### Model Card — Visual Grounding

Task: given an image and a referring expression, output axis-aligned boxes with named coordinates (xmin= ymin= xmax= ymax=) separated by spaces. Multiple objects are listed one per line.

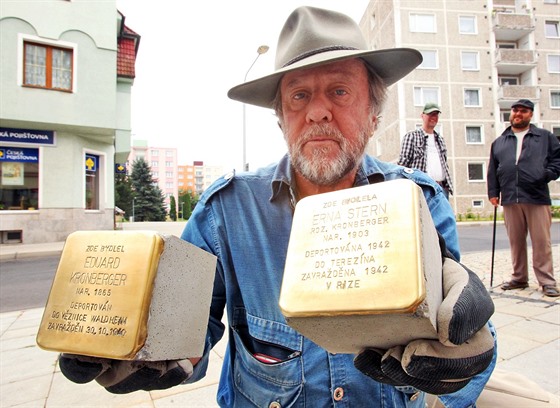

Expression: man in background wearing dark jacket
xmin=487 ymin=99 xmax=560 ymax=297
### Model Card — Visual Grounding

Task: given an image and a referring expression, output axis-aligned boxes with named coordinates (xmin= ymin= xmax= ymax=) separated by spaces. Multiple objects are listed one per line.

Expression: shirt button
xmin=269 ymin=402 xmax=281 ymax=408
xmin=404 ymin=167 xmax=414 ymax=174
xmin=410 ymin=391 xmax=420 ymax=401
xmin=333 ymin=387 xmax=344 ymax=401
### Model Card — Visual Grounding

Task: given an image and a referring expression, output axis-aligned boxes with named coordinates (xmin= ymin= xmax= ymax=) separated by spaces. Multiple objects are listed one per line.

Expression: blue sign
xmin=115 ymin=163 xmax=127 ymax=174
xmin=0 ymin=147 xmax=39 ymax=163
xmin=85 ymin=154 xmax=98 ymax=172
xmin=0 ymin=127 xmax=55 ymax=146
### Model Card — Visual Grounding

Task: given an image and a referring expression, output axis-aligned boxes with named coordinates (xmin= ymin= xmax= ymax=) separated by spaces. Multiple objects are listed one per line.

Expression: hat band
xmin=282 ymin=45 xmax=359 ymax=68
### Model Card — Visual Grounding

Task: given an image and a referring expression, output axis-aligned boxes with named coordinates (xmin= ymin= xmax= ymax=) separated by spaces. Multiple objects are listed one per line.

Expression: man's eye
xmin=293 ymin=92 xmax=307 ymax=101
xmin=334 ymin=89 xmax=348 ymax=96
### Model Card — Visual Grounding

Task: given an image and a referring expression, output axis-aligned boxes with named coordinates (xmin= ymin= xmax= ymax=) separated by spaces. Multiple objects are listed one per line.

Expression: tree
xmin=115 ymin=173 xmax=134 ymax=221
xmin=178 ymin=189 xmax=199 ymax=220
xmin=130 ymin=158 xmax=167 ymax=221
xmin=169 ymin=195 xmax=177 ymax=221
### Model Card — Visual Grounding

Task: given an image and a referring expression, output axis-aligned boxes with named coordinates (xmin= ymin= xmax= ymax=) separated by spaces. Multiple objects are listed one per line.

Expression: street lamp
xmin=242 ymin=45 xmax=269 ymax=172
xmin=132 ymin=197 xmax=135 ymax=222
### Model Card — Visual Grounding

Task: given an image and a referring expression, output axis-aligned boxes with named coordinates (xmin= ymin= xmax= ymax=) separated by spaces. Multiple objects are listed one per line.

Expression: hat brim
xmin=228 ymin=48 xmax=422 ymax=109
xmin=423 ymin=108 xmax=441 ymax=114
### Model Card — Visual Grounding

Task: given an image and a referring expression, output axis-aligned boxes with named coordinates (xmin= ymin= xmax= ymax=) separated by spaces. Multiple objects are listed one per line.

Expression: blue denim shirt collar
xmin=270 ymin=154 xmax=387 ymax=204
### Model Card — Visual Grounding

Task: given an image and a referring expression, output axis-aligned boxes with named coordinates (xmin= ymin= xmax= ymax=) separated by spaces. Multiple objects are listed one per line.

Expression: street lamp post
xmin=132 ymin=197 xmax=135 ymax=222
xmin=242 ymin=45 xmax=269 ymax=172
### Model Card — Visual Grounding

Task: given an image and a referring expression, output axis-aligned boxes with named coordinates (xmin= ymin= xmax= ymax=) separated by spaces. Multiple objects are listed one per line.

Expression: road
xmin=1 ymin=222 xmax=558 ymax=313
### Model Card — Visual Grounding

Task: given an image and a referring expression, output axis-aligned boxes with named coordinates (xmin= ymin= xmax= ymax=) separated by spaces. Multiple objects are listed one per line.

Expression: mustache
xmin=299 ymin=124 xmax=345 ymax=144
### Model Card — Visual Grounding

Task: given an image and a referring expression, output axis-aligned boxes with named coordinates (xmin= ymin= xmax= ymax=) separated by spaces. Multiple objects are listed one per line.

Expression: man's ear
xmin=370 ymin=115 xmax=380 ymax=134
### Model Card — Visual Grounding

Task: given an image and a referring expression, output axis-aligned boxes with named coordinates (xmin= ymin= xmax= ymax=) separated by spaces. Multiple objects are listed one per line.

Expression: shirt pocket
xmin=232 ymin=312 xmax=304 ymax=407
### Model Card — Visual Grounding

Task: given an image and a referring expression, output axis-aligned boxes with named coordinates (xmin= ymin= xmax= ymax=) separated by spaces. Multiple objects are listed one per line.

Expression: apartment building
xmin=359 ymin=0 xmax=560 ymax=216
xmin=178 ymin=164 xmax=195 ymax=193
xmin=0 ymin=0 xmax=139 ymax=243
xmin=128 ymin=141 xmax=178 ymax=210
xmin=128 ymin=143 xmax=225 ymax=211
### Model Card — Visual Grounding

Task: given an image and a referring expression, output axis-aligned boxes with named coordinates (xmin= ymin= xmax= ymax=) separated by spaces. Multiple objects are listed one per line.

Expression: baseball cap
xmin=511 ymin=99 xmax=534 ymax=111
xmin=423 ymin=103 xmax=441 ymax=114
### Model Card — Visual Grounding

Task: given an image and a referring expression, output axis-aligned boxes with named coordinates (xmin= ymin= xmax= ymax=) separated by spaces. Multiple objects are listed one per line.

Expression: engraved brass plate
xmin=36 ymin=231 xmax=163 ymax=360
xmin=279 ymin=179 xmax=426 ymax=317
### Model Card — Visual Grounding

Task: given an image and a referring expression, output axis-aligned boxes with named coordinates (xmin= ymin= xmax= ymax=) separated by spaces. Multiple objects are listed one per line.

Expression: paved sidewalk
xmin=1 ymin=233 xmax=559 ymax=407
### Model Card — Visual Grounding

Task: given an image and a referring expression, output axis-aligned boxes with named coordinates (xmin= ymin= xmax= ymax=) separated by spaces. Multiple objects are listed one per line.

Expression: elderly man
xmin=59 ymin=6 xmax=496 ymax=407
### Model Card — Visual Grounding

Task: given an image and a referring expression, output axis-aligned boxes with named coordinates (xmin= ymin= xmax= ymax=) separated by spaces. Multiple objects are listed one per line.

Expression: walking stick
xmin=490 ymin=205 xmax=497 ymax=288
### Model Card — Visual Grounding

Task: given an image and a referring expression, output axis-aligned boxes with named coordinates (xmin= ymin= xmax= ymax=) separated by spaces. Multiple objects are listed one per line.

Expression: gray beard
xmin=287 ymin=124 xmax=369 ymax=186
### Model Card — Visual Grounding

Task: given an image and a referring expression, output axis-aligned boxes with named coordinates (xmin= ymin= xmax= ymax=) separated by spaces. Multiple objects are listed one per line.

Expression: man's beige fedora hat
xmin=228 ymin=6 xmax=422 ymax=109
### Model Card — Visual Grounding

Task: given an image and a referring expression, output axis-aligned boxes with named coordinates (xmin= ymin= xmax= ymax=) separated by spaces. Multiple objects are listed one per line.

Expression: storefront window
xmin=0 ymin=147 xmax=39 ymax=210
xmin=85 ymin=153 xmax=99 ymax=209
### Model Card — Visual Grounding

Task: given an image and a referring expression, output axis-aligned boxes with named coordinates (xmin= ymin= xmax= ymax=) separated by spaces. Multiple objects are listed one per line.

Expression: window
xmin=548 ymin=55 xmax=560 ymax=73
xmin=545 ymin=21 xmax=560 ymax=38
xmin=85 ymin=154 xmax=99 ymax=210
xmin=468 ymin=163 xmax=484 ymax=181
xmin=165 ymin=161 xmax=173 ymax=167
xmin=544 ymin=0 xmax=558 ymax=4
xmin=151 ymin=161 xmax=158 ymax=167
xmin=413 ymin=86 xmax=439 ymax=106
xmin=419 ymin=50 xmax=438 ymax=69
xmin=497 ymin=43 xmax=516 ymax=49
xmin=499 ymin=76 xmax=518 ymax=85
xmin=0 ymin=147 xmax=39 ymax=210
xmin=459 ymin=16 xmax=477 ymax=34
xmin=472 ymin=200 xmax=484 ymax=208
xmin=166 ymin=150 xmax=173 ymax=157
xmin=552 ymin=126 xmax=560 ymax=138
xmin=501 ymin=110 xmax=511 ymax=122
xmin=166 ymin=171 xmax=173 ymax=177
xmin=466 ymin=126 xmax=483 ymax=143
xmin=151 ymin=150 xmax=159 ymax=156
xmin=551 ymin=91 xmax=560 ymax=108
xmin=24 ymin=41 xmax=73 ymax=91
xmin=409 ymin=13 xmax=436 ymax=33
xmin=461 ymin=51 xmax=479 ymax=70
xmin=464 ymin=88 xmax=481 ymax=106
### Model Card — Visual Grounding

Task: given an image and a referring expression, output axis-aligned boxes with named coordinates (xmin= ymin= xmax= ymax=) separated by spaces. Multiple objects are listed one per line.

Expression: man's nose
xmin=305 ymin=95 xmax=333 ymax=124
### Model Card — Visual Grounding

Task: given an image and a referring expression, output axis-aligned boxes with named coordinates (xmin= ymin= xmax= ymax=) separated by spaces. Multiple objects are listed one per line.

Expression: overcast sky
xmin=116 ymin=1 xmax=369 ymax=172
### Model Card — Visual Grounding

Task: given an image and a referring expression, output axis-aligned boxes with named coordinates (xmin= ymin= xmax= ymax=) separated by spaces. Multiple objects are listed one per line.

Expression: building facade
xmin=178 ymin=164 xmax=196 ymax=194
xmin=128 ymin=141 xmax=179 ymax=210
xmin=0 ymin=0 xmax=139 ymax=244
xmin=359 ymin=0 xmax=560 ymax=216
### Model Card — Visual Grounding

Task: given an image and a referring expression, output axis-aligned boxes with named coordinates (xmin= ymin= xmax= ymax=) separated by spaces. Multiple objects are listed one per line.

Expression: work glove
xmin=354 ymin=235 xmax=495 ymax=395
xmin=58 ymin=353 xmax=193 ymax=394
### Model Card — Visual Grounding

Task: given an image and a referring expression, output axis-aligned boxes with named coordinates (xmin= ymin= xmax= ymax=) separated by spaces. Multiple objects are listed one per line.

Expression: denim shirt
xmin=181 ymin=154 xmax=496 ymax=408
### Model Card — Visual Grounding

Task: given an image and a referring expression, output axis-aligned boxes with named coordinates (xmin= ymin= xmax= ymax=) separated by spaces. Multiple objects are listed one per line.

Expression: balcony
xmin=495 ymin=48 xmax=536 ymax=75
xmin=492 ymin=12 xmax=535 ymax=41
xmin=497 ymin=85 xmax=538 ymax=109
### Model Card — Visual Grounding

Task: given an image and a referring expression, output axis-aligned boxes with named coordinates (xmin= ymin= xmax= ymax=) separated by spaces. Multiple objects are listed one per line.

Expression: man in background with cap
xmin=58 ymin=6 xmax=497 ymax=407
xmin=398 ymin=103 xmax=454 ymax=199
xmin=488 ymin=99 xmax=560 ymax=297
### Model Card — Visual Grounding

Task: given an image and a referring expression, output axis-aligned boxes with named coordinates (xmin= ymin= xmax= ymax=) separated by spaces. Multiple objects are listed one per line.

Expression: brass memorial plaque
xmin=279 ymin=179 xmax=442 ymax=353
xmin=37 ymin=231 xmax=163 ymax=360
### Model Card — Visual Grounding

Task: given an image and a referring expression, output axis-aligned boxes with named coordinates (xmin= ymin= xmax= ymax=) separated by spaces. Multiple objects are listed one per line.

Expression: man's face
xmin=422 ymin=111 xmax=440 ymax=130
xmin=509 ymin=106 xmax=532 ymax=130
xmin=278 ymin=59 xmax=375 ymax=186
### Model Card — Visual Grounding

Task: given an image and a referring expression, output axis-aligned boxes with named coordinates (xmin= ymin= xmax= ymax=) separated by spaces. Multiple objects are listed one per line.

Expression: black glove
xmin=354 ymin=236 xmax=495 ymax=395
xmin=59 ymin=354 xmax=193 ymax=394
